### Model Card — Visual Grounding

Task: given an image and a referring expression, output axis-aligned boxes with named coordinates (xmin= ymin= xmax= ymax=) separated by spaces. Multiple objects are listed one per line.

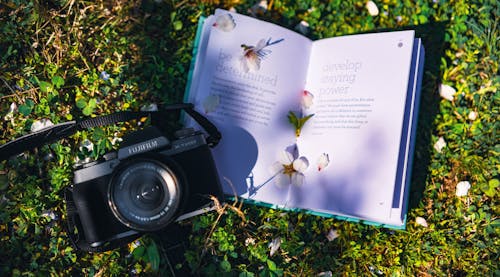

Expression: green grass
xmin=0 ymin=0 xmax=498 ymax=276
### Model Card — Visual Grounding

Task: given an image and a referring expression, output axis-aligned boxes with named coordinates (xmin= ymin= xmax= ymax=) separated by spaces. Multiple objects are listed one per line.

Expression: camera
xmin=67 ymin=125 xmax=223 ymax=250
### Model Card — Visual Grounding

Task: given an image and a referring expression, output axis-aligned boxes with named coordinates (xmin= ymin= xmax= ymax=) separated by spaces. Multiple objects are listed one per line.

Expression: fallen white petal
xmin=202 ymin=94 xmax=220 ymax=114
xmin=8 ymin=102 xmax=17 ymax=114
xmin=293 ymin=157 xmax=309 ymax=173
xmin=468 ymin=111 xmax=477 ymax=121
xmin=415 ymin=216 xmax=428 ymax=227
xmin=301 ymin=90 xmax=314 ymax=109
xmin=291 ymin=172 xmax=305 ymax=186
xmin=295 ymin=20 xmax=310 ymax=35
xmin=439 ymin=84 xmax=456 ymax=101
xmin=317 ymin=153 xmax=330 ymax=171
xmin=326 ymin=229 xmax=339 ymax=241
xmin=434 ymin=137 xmax=446 ymax=153
xmin=80 ymin=139 xmax=94 ymax=152
xmin=366 ymin=1 xmax=379 ymax=16
xmin=268 ymin=237 xmax=281 ymax=256
xmin=31 ymin=119 xmax=54 ymax=133
xmin=317 ymin=272 xmax=333 ymax=277
xmin=213 ymin=13 xmax=236 ymax=32
xmin=456 ymin=181 xmax=471 ymax=197
xmin=278 ymin=150 xmax=294 ymax=165
xmin=140 ymin=103 xmax=158 ymax=112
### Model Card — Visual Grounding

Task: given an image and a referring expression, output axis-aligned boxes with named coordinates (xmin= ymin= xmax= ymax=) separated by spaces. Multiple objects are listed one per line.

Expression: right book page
xmin=296 ymin=31 xmax=416 ymax=224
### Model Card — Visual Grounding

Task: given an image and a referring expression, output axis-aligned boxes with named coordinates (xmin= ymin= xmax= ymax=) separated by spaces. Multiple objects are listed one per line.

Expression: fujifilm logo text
xmin=128 ymin=140 xmax=159 ymax=155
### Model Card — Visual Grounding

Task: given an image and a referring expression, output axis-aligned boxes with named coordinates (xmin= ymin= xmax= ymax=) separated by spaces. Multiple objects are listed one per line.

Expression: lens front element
xmin=108 ymin=160 xmax=181 ymax=231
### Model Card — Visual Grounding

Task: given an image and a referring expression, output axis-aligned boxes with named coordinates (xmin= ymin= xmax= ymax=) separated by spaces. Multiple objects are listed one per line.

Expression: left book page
xmin=186 ymin=9 xmax=312 ymax=205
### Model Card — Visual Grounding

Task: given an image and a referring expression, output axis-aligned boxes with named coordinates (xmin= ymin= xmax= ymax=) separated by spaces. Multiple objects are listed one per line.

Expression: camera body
xmin=70 ymin=126 xmax=223 ymax=248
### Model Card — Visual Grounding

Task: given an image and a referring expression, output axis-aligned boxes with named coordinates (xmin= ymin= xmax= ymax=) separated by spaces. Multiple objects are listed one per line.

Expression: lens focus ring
xmin=108 ymin=159 xmax=181 ymax=231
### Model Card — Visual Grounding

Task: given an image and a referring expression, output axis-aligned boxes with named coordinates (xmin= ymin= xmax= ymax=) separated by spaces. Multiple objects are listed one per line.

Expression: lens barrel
xmin=108 ymin=159 xmax=182 ymax=231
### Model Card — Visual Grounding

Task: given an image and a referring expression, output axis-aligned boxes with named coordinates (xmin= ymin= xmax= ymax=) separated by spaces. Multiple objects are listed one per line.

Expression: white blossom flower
xmin=140 ymin=103 xmax=158 ymax=111
xmin=270 ymin=146 xmax=309 ymax=187
xmin=100 ymin=71 xmax=110 ymax=81
xmin=301 ymin=90 xmax=314 ymax=109
xmin=439 ymin=84 xmax=456 ymax=101
xmin=268 ymin=237 xmax=281 ymax=256
xmin=240 ymin=38 xmax=284 ymax=73
xmin=415 ymin=216 xmax=428 ymax=227
xmin=212 ymin=13 xmax=236 ymax=32
xmin=468 ymin=111 xmax=477 ymax=121
xmin=456 ymin=181 xmax=471 ymax=197
xmin=434 ymin=137 xmax=446 ymax=153
xmin=295 ymin=20 xmax=310 ymax=35
xmin=202 ymin=94 xmax=220 ymax=114
xmin=366 ymin=1 xmax=379 ymax=16
xmin=317 ymin=153 xmax=330 ymax=171
xmin=318 ymin=271 xmax=333 ymax=277
xmin=326 ymin=229 xmax=339 ymax=241
xmin=30 ymin=118 xmax=53 ymax=133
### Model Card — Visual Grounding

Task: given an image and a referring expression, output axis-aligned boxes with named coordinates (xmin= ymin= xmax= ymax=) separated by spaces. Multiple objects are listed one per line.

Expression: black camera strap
xmin=0 ymin=103 xmax=221 ymax=161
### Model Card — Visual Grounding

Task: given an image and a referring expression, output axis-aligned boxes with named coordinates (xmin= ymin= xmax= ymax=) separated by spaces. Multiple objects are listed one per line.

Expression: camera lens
xmin=108 ymin=159 xmax=182 ymax=231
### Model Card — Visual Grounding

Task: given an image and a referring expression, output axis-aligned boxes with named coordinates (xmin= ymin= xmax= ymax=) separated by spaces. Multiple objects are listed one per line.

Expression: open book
xmin=185 ymin=9 xmax=425 ymax=229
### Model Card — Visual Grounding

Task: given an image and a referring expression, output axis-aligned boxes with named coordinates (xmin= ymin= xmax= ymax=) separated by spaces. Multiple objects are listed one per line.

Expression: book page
xmin=187 ymin=10 xmax=312 ymax=205
xmin=296 ymin=31 xmax=415 ymax=224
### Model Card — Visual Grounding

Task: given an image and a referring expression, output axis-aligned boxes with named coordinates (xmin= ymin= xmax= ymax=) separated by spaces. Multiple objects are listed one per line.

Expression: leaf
xmin=173 ymin=20 xmax=183 ymax=31
xmin=220 ymin=260 xmax=231 ymax=272
xmin=76 ymin=98 xmax=87 ymax=109
xmin=132 ymin=245 xmax=146 ymax=260
xmin=146 ymin=242 xmax=160 ymax=272
xmin=18 ymin=99 xmax=34 ymax=116
xmin=39 ymin=81 xmax=52 ymax=93
xmin=267 ymin=259 xmax=277 ymax=271
xmin=82 ymin=105 xmax=93 ymax=116
xmin=51 ymin=75 xmax=65 ymax=88
xmin=287 ymin=111 xmax=314 ymax=137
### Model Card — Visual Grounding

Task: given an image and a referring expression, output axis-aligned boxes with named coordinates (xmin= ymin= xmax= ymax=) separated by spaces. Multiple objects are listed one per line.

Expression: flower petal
xmin=434 ymin=137 xmax=446 ymax=153
xmin=140 ymin=103 xmax=158 ymax=112
xmin=468 ymin=111 xmax=478 ymax=121
xmin=240 ymin=52 xmax=260 ymax=72
xmin=202 ymin=94 xmax=220 ymax=114
xmin=415 ymin=216 xmax=428 ymax=227
xmin=326 ymin=229 xmax=339 ymax=241
xmin=439 ymin=84 xmax=456 ymax=101
xmin=269 ymin=161 xmax=284 ymax=175
xmin=295 ymin=20 xmax=310 ymax=35
xmin=366 ymin=1 xmax=379 ymax=16
xmin=30 ymin=119 xmax=54 ymax=133
xmin=293 ymin=157 xmax=309 ymax=173
xmin=291 ymin=172 xmax=305 ymax=186
xmin=317 ymin=153 xmax=330 ymax=171
xmin=301 ymin=90 xmax=314 ymax=109
xmin=268 ymin=237 xmax=281 ymax=256
xmin=275 ymin=173 xmax=290 ymax=187
xmin=278 ymin=150 xmax=294 ymax=165
xmin=456 ymin=181 xmax=471 ymax=197
xmin=213 ymin=13 xmax=236 ymax=32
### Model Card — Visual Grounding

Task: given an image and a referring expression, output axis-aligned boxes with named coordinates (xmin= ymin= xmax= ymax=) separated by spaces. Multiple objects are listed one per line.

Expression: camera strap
xmin=0 ymin=103 xmax=221 ymax=161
